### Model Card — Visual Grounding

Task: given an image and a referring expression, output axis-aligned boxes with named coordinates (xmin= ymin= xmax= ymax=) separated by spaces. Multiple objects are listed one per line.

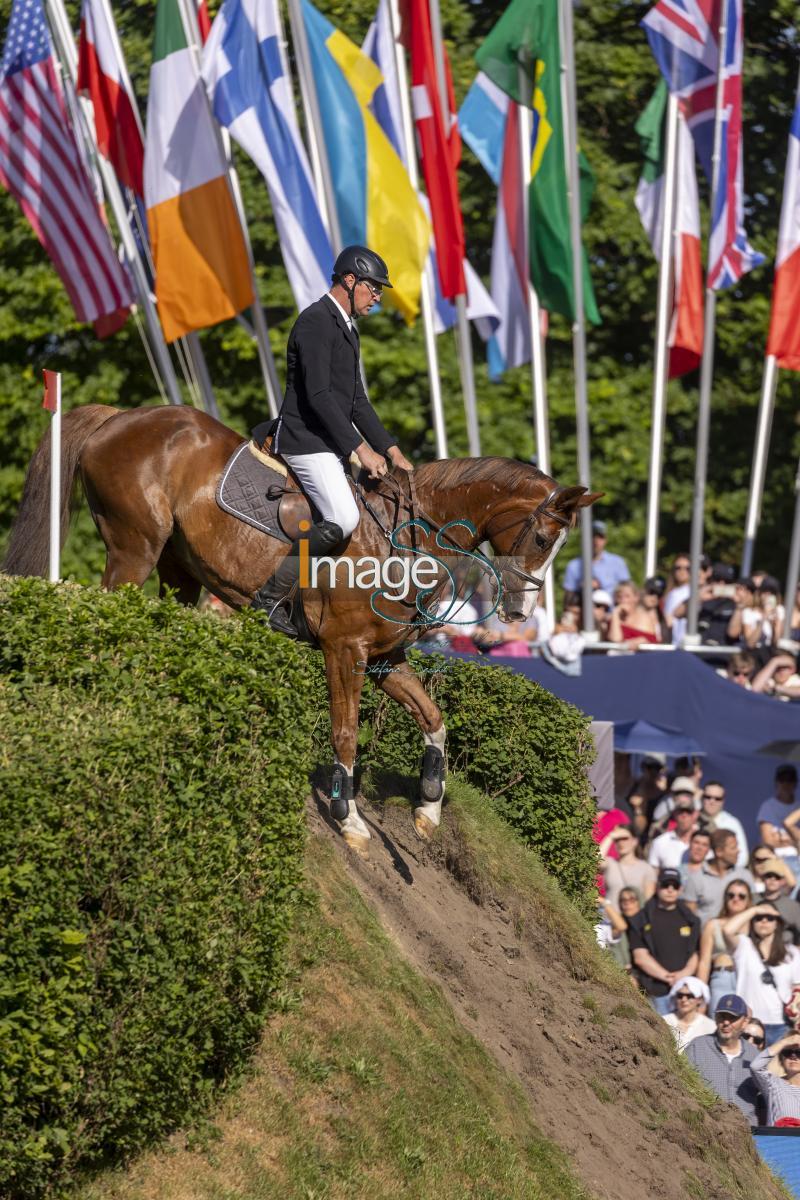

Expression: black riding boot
xmin=252 ymin=520 xmax=345 ymax=638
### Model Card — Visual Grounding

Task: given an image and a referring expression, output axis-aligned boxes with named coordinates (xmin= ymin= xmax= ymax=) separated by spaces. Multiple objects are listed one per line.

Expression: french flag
xmin=77 ymin=0 xmax=144 ymax=196
xmin=767 ymin=95 xmax=800 ymax=372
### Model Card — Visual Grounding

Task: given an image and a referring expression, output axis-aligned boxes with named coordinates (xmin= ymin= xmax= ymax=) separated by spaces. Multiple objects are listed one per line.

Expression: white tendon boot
xmin=414 ymin=726 xmax=446 ymax=841
xmin=331 ymin=761 xmax=371 ymax=857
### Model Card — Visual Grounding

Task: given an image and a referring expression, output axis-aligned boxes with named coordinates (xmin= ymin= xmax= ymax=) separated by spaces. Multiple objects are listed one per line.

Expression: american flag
xmin=0 ymin=0 xmax=133 ymax=328
xmin=642 ymin=0 xmax=764 ymax=290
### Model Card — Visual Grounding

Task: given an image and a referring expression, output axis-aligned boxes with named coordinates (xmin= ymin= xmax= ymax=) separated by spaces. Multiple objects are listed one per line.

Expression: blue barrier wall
xmin=443 ymin=650 xmax=800 ymax=843
xmin=753 ymin=1130 xmax=800 ymax=1196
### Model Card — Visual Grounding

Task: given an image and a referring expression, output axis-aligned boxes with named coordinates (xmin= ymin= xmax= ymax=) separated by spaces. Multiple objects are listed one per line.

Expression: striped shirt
xmin=684 ymin=1034 xmax=759 ymax=1125
xmin=751 ymin=1050 xmax=800 ymax=1125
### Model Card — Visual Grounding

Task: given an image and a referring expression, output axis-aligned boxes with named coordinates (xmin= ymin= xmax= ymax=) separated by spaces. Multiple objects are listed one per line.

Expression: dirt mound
xmin=308 ymin=786 xmax=783 ymax=1200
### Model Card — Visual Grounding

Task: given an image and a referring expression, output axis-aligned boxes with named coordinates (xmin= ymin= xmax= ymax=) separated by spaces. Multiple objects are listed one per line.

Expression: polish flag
xmin=408 ymin=0 xmax=466 ymax=300
xmin=767 ymin=96 xmax=800 ymax=371
xmin=77 ymin=0 xmax=144 ymax=196
xmin=667 ymin=111 xmax=703 ymax=378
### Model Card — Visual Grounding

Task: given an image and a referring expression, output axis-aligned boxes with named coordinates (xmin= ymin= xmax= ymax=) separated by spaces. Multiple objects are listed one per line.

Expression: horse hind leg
xmin=91 ymin=497 xmax=172 ymax=591
xmin=373 ymin=653 xmax=446 ymax=841
xmin=157 ymin=546 xmax=202 ymax=606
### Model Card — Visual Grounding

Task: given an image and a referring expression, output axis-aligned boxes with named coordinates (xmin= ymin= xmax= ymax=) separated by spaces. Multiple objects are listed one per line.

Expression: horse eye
xmin=535 ymin=533 xmax=549 ymax=551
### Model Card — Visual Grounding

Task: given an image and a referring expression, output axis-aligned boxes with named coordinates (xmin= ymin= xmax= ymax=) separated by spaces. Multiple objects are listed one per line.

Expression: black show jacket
xmin=272 ymin=295 xmax=395 ymax=457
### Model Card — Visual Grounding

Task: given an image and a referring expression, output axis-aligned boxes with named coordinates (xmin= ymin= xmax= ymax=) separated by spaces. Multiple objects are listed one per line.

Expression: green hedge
xmin=355 ymin=653 xmax=598 ymax=912
xmin=0 ymin=578 xmax=315 ymax=1198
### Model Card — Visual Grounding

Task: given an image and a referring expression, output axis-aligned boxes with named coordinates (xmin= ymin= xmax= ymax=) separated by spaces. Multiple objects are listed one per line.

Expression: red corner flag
xmin=42 ymin=369 xmax=60 ymax=413
xmin=408 ymin=0 xmax=466 ymax=301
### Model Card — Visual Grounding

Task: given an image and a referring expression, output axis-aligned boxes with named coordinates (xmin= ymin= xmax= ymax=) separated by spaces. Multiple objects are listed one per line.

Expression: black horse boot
xmin=252 ymin=520 xmax=345 ymax=638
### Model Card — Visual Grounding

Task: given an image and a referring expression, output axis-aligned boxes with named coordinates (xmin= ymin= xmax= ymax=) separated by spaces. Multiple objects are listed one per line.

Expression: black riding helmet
xmin=332 ymin=245 xmax=392 ymax=317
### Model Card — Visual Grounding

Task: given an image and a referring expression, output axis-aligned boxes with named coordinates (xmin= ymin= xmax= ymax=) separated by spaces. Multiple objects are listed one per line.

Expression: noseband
xmin=486 ymin=487 xmax=572 ymax=590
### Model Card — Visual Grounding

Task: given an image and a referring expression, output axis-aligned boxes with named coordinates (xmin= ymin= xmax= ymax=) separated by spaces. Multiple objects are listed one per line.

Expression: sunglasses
xmin=754 ymin=915 xmax=778 ymax=923
xmin=763 ymin=873 xmax=784 ymax=881
xmin=675 ymin=992 xmax=695 ymax=1000
xmin=780 ymin=1048 xmax=800 ymax=1059
xmin=659 ymin=882 xmax=680 ymax=890
xmin=726 ymin=891 xmax=749 ymax=901
xmin=761 ymin=968 xmax=777 ymax=987
xmin=702 ymin=793 xmax=724 ymax=802
xmin=753 ymin=856 xmax=773 ymax=864
xmin=743 ymin=1032 xmax=765 ymax=1047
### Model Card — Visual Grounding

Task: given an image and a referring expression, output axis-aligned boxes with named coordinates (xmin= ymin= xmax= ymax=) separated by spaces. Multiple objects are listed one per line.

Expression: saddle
xmin=215 ymin=437 xmax=311 ymax=543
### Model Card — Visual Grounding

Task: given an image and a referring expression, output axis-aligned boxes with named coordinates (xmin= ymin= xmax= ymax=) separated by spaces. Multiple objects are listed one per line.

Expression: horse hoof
xmin=414 ymin=811 xmax=437 ymax=841
xmin=342 ymin=829 xmax=370 ymax=858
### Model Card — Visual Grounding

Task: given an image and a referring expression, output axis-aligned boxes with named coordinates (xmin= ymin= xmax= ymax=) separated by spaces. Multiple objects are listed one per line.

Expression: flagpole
xmin=49 ymin=372 xmax=62 ymax=583
xmin=780 ymin=456 xmax=800 ymax=648
xmin=741 ymin=355 xmax=778 ymax=577
xmin=558 ymin=0 xmax=595 ymax=637
xmin=685 ymin=3 xmax=729 ymax=645
xmin=427 ymin=0 xmax=481 ymax=456
xmin=176 ymin=0 xmax=282 ymax=418
xmin=387 ymin=0 xmax=448 ymax=459
xmin=517 ymin=80 xmax=553 ymax=622
xmin=286 ymin=0 xmax=342 ymax=252
xmin=645 ymin=92 xmax=679 ymax=579
xmin=44 ymin=0 xmax=184 ymax=407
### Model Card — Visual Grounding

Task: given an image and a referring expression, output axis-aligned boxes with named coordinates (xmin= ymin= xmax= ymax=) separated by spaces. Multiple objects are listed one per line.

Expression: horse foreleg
xmin=372 ymin=653 xmax=446 ymax=841
xmin=323 ymin=642 xmax=370 ymax=856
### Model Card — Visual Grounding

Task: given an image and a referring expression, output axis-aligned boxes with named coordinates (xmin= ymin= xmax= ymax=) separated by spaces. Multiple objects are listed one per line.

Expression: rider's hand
xmin=356 ymin=442 xmax=387 ymax=479
xmin=387 ymin=445 xmax=414 ymax=471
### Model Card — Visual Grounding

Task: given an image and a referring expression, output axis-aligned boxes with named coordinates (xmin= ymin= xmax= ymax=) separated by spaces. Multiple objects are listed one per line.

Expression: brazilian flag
xmin=476 ymin=0 xmax=600 ymax=325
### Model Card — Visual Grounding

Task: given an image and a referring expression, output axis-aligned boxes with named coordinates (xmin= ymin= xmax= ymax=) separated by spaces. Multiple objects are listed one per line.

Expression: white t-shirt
xmin=664 ymin=584 xmax=689 ymax=645
xmin=711 ymin=811 xmax=749 ymax=865
xmin=436 ymin=598 xmax=480 ymax=635
xmin=648 ymin=830 xmax=693 ymax=871
xmin=663 ymin=1013 xmax=717 ymax=1052
xmin=733 ymin=936 xmax=800 ymax=1025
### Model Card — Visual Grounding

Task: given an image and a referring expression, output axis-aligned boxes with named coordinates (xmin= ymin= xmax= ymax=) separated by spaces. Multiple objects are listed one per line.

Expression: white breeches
xmin=282 ymin=451 xmax=360 ymax=537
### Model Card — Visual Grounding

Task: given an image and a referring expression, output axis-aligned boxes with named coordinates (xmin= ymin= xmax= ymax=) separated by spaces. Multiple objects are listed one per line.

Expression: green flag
xmin=476 ymin=0 xmax=601 ymax=325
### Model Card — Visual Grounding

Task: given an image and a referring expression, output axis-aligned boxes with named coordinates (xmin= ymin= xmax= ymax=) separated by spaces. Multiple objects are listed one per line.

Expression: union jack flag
xmin=642 ymin=0 xmax=764 ymax=290
xmin=0 ymin=0 xmax=133 ymax=329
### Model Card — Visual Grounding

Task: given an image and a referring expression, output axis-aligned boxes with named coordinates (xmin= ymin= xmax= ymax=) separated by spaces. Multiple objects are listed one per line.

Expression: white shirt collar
xmin=328 ymin=291 xmax=352 ymax=329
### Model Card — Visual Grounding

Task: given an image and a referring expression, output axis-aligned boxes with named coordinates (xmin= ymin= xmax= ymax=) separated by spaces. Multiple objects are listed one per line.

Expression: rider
xmin=252 ymin=245 xmax=414 ymax=637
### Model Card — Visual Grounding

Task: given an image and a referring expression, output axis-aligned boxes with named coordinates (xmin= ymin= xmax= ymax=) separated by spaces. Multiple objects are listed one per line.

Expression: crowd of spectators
xmin=419 ymin=522 xmax=800 ymax=691
xmin=595 ymin=756 xmax=800 ymax=1129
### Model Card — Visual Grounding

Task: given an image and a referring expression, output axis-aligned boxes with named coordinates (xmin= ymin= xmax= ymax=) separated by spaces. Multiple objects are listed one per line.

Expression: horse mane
xmin=419 ymin=456 xmax=552 ymax=496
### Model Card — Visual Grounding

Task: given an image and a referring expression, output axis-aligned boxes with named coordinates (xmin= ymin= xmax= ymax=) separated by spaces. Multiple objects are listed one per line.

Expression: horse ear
xmin=575 ymin=490 xmax=605 ymax=509
xmin=551 ymin=485 xmax=589 ymax=510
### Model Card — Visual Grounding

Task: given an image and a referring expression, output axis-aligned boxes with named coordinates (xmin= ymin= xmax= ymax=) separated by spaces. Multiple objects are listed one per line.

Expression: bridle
xmin=355 ymin=475 xmax=572 ymax=591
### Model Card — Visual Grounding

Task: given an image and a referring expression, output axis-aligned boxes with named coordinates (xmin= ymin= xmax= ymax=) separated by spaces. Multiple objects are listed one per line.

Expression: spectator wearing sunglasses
xmin=684 ymin=994 xmax=760 ymax=1125
xmin=696 ymin=880 xmax=753 ymax=1016
xmin=696 ymin=781 xmax=748 ymax=866
xmin=663 ymin=976 xmax=716 ymax=1052
xmin=743 ymin=1019 xmax=767 ymax=1050
xmin=757 ymin=858 xmax=800 ymax=945
xmin=628 ymin=868 xmax=701 ymax=1014
xmin=750 ymin=1033 xmax=800 ymax=1125
xmin=723 ymin=902 xmax=800 ymax=1044
xmin=750 ymin=844 xmax=797 ymax=895
xmin=682 ymin=830 xmax=755 ymax=924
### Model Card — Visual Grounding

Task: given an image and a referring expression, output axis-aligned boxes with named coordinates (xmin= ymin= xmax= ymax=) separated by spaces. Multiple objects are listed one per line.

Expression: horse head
xmin=486 ymin=482 xmax=603 ymax=623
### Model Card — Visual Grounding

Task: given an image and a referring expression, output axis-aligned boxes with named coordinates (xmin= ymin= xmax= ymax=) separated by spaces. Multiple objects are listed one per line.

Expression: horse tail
xmin=3 ymin=404 xmax=121 ymax=578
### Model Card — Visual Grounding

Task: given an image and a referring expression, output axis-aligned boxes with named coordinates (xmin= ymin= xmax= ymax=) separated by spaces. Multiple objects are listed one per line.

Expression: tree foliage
xmin=1 ymin=0 xmax=799 ymax=584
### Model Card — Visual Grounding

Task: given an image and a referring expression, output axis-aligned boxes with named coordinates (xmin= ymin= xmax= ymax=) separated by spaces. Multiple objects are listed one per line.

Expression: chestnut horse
xmin=4 ymin=405 xmax=600 ymax=854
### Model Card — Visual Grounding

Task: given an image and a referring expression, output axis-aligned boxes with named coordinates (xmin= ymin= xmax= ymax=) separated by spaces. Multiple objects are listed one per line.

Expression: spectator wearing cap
xmin=696 ymin=781 xmax=748 ymax=866
xmin=608 ymin=582 xmax=662 ymax=650
xmin=562 ymin=520 xmax=630 ymax=602
xmin=757 ymin=858 xmax=800 ymax=945
xmin=663 ymin=976 xmax=716 ymax=1052
xmin=757 ymin=764 xmax=800 ymax=880
xmin=684 ymin=995 xmax=760 ymax=1125
xmin=752 ymin=651 xmax=800 ymax=701
xmin=592 ymin=589 xmax=613 ymax=640
xmin=663 ymin=553 xmax=711 ymax=646
xmin=599 ymin=825 xmax=656 ymax=909
xmin=723 ymin=901 xmax=800 ymax=1044
xmin=650 ymin=776 xmax=700 ymax=829
xmin=750 ymin=1032 xmax=800 ymax=1126
xmin=647 ymin=797 xmax=697 ymax=871
xmin=681 ymin=830 xmax=755 ymax=925
xmin=627 ymin=868 xmax=701 ymax=1014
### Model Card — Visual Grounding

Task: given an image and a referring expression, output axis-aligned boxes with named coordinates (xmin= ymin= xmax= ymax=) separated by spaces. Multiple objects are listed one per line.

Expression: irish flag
xmin=767 ymin=92 xmax=800 ymax=372
xmin=144 ymin=0 xmax=252 ymax=342
xmin=635 ymin=83 xmax=702 ymax=378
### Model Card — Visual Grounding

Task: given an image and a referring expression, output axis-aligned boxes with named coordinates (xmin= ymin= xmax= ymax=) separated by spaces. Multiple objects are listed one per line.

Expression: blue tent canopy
xmin=614 ymin=719 xmax=706 ymax=758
